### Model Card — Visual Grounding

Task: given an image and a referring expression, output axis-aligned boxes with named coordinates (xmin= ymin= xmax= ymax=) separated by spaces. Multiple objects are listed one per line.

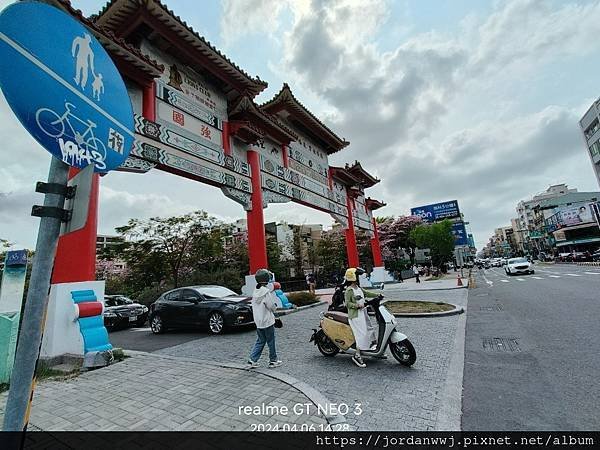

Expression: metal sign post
xmin=3 ymin=157 xmax=70 ymax=432
xmin=0 ymin=1 xmax=134 ymax=436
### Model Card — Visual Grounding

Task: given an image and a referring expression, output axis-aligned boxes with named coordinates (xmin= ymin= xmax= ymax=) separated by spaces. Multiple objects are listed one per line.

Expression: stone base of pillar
xmin=359 ymin=273 xmax=372 ymax=288
xmin=242 ymin=274 xmax=257 ymax=296
xmin=369 ymin=266 xmax=395 ymax=284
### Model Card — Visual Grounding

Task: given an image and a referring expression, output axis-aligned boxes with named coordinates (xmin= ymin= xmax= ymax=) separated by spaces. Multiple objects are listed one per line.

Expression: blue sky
xmin=1 ymin=0 xmax=599 ymax=252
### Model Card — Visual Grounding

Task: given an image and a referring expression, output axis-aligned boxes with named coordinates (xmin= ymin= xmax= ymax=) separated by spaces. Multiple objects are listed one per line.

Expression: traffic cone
xmin=457 ymin=274 xmax=463 ymax=287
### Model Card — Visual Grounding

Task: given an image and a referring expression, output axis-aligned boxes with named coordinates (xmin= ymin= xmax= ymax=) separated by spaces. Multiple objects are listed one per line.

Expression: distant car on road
xmin=149 ymin=285 xmax=254 ymax=335
xmin=505 ymin=257 xmax=534 ymax=276
xmin=103 ymin=295 xmax=149 ymax=330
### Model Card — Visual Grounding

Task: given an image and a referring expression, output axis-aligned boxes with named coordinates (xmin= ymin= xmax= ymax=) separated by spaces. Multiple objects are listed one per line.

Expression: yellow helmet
xmin=344 ymin=268 xmax=357 ymax=282
xmin=344 ymin=267 xmax=365 ymax=282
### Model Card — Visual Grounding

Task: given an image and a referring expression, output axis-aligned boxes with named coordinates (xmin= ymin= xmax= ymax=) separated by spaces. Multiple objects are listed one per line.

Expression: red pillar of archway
xmin=344 ymin=194 xmax=360 ymax=268
xmin=370 ymin=217 xmax=383 ymax=267
xmin=246 ymin=150 xmax=268 ymax=273
xmin=51 ymin=168 xmax=100 ymax=283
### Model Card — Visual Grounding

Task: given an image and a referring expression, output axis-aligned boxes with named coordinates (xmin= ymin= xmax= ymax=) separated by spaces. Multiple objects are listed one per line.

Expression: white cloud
xmin=241 ymin=0 xmax=600 ymax=247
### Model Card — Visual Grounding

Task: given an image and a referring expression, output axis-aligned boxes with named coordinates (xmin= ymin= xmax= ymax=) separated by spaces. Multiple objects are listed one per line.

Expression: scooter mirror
xmin=380 ymin=283 xmax=385 ymax=290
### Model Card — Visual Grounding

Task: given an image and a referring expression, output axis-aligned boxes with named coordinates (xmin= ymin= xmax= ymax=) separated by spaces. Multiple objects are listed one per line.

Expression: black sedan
xmin=148 ymin=285 xmax=254 ymax=335
xmin=103 ymin=295 xmax=149 ymax=329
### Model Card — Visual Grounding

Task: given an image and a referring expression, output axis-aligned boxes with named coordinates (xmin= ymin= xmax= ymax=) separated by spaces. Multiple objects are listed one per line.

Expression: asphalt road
xmin=107 ymin=326 xmax=256 ymax=352
xmin=463 ymin=263 xmax=600 ymax=430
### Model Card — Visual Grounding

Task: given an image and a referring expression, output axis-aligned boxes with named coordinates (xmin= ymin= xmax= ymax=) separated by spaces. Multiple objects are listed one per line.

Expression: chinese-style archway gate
xmin=48 ymin=0 xmax=391 ymax=294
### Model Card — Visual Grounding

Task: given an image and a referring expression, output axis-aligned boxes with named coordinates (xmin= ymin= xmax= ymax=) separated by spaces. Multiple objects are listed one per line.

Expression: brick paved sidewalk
xmin=158 ymin=288 xmax=469 ymax=431
xmin=0 ymin=352 xmax=335 ymax=431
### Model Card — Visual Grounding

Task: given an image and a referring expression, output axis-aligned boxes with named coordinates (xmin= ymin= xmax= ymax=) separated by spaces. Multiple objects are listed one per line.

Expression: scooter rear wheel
xmin=316 ymin=331 xmax=340 ymax=357
xmin=390 ymin=339 xmax=416 ymax=366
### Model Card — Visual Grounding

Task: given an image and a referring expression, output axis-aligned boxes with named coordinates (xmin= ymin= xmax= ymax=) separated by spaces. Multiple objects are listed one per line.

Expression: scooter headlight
xmin=391 ymin=316 xmax=397 ymax=325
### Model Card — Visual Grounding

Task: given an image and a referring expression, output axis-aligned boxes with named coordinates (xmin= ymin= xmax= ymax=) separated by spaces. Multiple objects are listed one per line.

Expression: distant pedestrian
xmin=412 ymin=265 xmax=420 ymax=283
xmin=247 ymin=269 xmax=282 ymax=369
xmin=306 ymin=273 xmax=316 ymax=295
xmin=397 ymin=270 xmax=404 ymax=283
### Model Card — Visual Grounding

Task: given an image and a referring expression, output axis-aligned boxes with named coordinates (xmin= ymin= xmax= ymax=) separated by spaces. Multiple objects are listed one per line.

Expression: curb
xmin=123 ymin=350 xmax=348 ymax=428
xmin=275 ymin=300 xmax=327 ymax=317
xmin=367 ymin=302 xmax=464 ymax=318
xmin=391 ymin=304 xmax=464 ymax=318
xmin=435 ymin=292 xmax=468 ymax=430
xmin=386 ymin=286 xmax=467 ymax=292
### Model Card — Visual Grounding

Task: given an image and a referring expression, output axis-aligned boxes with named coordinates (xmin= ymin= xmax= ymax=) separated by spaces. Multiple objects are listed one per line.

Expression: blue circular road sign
xmin=0 ymin=2 xmax=134 ymax=172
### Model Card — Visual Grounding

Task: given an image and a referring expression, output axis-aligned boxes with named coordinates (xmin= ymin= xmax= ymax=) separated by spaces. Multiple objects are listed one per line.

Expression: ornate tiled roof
xmin=365 ymin=198 xmax=386 ymax=210
xmin=346 ymin=161 xmax=379 ymax=187
xmin=93 ymin=0 xmax=267 ymax=97
xmin=261 ymin=83 xmax=349 ymax=154
xmin=229 ymin=96 xmax=297 ymax=144
xmin=52 ymin=0 xmax=163 ymax=78
xmin=329 ymin=166 xmax=361 ymax=187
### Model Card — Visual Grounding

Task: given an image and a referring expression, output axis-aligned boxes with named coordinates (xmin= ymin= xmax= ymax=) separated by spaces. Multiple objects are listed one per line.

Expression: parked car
xmin=149 ymin=285 xmax=254 ymax=335
xmin=592 ymin=250 xmax=600 ymax=262
xmin=505 ymin=257 xmax=534 ymax=275
xmin=103 ymin=295 xmax=149 ymax=329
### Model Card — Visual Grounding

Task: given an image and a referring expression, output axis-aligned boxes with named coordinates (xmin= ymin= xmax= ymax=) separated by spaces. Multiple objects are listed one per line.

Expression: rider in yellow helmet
xmin=344 ymin=267 xmax=378 ymax=368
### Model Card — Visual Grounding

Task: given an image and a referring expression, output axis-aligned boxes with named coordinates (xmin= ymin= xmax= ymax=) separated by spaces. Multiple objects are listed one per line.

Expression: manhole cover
xmin=482 ymin=336 xmax=521 ymax=352
xmin=480 ymin=304 xmax=503 ymax=311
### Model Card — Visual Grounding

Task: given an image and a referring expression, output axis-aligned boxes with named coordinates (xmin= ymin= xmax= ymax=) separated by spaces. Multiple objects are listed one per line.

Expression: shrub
xmin=286 ymin=291 xmax=320 ymax=307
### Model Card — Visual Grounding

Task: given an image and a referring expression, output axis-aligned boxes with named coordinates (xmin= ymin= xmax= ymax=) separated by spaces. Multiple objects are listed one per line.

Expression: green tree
xmin=410 ymin=219 xmax=455 ymax=269
xmin=315 ymin=228 xmax=346 ymax=281
xmin=113 ymin=211 xmax=218 ymax=290
xmin=356 ymin=228 xmax=374 ymax=272
xmin=266 ymin=233 xmax=294 ymax=279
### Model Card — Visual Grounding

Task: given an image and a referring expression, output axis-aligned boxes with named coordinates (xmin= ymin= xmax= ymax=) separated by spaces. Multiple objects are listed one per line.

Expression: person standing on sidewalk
xmin=412 ymin=264 xmax=420 ymax=283
xmin=307 ymin=273 xmax=316 ymax=295
xmin=247 ymin=269 xmax=282 ymax=369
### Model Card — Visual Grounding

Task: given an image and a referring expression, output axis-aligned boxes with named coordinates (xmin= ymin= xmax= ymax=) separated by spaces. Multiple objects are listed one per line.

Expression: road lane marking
xmin=566 ymin=274 xmax=581 ymax=277
xmin=131 ymin=327 xmax=151 ymax=332
xmin=516 ymin=278 xmax=526 ymax=281
xmin=500 ymin=280 xmax=509 ymax=283
xmin=531 ymin=276 xmax=543 ymax=279
xmin=584 ymin=272 xmax=600 ymax=275
xmin=481 ymin=271 xmax=493 ymax=287
xmin=548 ymin=275 xmax=560 ymax=278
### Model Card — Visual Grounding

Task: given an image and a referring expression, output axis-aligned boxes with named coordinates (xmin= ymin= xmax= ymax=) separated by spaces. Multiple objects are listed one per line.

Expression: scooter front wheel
xmin=390 ymin=339 xmax=416 ymax=366
xmin=316 ymin=331 xmax=340 ymax=357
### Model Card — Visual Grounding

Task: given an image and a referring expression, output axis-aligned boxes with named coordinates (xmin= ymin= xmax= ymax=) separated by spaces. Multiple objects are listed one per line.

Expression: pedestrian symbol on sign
xmin=72 ymin=33 xmax=104 ymax=101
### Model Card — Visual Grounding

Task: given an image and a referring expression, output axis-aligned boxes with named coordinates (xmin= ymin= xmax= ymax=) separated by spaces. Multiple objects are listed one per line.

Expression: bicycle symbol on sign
xmin=35 ymin=102 xmax=107 ymax=170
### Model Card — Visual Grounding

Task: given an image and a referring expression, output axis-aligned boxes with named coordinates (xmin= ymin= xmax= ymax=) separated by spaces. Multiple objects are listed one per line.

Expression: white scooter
xmin=310 ymin=290 xmax=416 ymax=366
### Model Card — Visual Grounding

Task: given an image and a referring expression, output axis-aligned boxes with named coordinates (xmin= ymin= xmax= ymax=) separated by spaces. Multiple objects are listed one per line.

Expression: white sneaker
xmin=352 ymin=355 xmax=366 ymax=368
xmin=268 ymin=360 xmax=282 ymax=368
xmin=246 ymin=360 xmax=259 ymax=369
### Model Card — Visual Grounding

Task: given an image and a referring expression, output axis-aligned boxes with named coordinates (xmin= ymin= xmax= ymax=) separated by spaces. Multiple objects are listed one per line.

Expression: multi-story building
xmin=516 ymin=184 xmax=577 ymax=252
xmin=533 ymin=192 xmax=600 ymax=255
xmin=579 ymin=99 xmax=600 ymax=188
xmin=95 ymin=235 xmax=126 ymax=275
xmin=96 ymin=234 xmax=124 ymax=252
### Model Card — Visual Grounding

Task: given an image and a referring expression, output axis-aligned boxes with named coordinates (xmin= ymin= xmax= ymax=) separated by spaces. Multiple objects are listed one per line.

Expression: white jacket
xmin=251 ymin=285 xmax=278 ymax=329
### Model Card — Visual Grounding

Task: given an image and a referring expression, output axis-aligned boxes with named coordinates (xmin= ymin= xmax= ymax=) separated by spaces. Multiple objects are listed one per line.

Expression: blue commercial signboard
xmin=451 ymin=222 xmax=468 ymax=246
xmin=0 ymin=2 xmax=133 ymax=172
xmin=467 ymin=233 xmax=475 ymax=248
xmin=411 ymin=200 xmax=460 ymax=223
